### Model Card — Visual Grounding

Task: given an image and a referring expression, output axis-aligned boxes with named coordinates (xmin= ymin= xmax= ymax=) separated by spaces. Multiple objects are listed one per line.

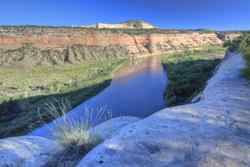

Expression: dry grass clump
xmin=39 ymin=98 xmax=112 ymax=166
xmin=39 ymin=97 xmax=111 ymax=153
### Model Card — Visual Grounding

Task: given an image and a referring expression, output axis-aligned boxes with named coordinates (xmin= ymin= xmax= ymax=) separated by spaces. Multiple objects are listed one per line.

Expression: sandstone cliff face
xmin=0 ymin=27 xmax=225 ymax=66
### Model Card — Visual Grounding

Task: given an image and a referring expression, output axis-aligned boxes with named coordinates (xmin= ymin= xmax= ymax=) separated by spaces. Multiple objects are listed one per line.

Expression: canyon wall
xmin=0 ymin=27 xmax=228 ymax=66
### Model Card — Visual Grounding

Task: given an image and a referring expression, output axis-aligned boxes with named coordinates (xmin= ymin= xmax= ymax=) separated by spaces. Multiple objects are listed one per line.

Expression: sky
xmin=0 ymin=0 xmax=250 ymax=30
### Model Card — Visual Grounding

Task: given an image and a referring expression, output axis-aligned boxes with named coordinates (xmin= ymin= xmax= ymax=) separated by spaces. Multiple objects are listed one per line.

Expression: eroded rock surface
xmin=89 ymin=116 xmax=140 ymax=140
xmin=0 ymin=136 xmax=63 ymax=167
xmin=77 ymin=53 xmax=250 ymax=167
xmin=41 ymin=116 xmax=140 ymax=167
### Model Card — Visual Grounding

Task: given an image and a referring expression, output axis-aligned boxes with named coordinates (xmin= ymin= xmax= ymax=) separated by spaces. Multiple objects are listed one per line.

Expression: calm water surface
xmin=31 ymin=56 xmax=168 ymax=137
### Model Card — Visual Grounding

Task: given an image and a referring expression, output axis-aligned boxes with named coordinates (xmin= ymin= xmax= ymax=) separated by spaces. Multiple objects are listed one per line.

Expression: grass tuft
xmin=38 ymin=98 xmax=113 ymax=167
xmin=38 ymin=98 xmax=111 ymax=153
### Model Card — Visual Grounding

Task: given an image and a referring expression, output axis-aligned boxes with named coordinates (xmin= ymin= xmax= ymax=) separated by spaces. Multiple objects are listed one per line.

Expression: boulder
xmin=0 ymin=136 xmax=63 ymax=167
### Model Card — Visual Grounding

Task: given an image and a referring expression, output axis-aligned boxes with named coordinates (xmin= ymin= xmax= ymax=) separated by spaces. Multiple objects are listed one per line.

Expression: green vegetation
xmin=0 ymin=58 xmax=126 ymax=138
xmin=0 ymin=25 xmax=216 ymax=35
xmin=0 ymin=58 xmax=125 ymax=102
xmin=194 ymin=29 xmax=215 ymax=33
xmin=240 ymin=35 xmax=250 ymax=80
xmin=161 ymin=47 xmax=225 ymax=106
xmin=224 ymin=32 xmax=250 ymax=79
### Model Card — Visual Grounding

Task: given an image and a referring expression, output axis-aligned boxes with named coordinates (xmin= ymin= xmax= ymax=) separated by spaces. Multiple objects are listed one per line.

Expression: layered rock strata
xmin=0 ymin=27 xmax=224 ymax=66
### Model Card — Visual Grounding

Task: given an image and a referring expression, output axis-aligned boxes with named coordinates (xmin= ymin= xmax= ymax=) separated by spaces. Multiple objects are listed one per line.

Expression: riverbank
xmin=78 ymin=53 xmax=250 ymax=167
xmin=1 ymin=52 xmax=249 ymax=166
xmin=0 ymin=58 xmax=126 ymax=138
xmin=224 ymin=32 xmax=250 ymax=80
xmin=161 ymin=47 xmax=226 ymax=106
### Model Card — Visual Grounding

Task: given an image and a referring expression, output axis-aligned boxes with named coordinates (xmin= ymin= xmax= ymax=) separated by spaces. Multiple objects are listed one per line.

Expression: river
xmin=31 ymin=55 xmax=168 ymax=137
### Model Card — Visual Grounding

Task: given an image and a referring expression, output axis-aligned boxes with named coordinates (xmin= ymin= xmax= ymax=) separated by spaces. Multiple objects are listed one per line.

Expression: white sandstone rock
xmin=89 ymin=116 xmax=140 ymax=140
xmin=0 ymin=136 xmax=63 ymax=167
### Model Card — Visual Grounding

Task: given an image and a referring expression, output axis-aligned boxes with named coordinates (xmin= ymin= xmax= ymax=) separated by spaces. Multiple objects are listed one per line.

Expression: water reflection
xmin=31 ymin=56 xmax=168 ymax=137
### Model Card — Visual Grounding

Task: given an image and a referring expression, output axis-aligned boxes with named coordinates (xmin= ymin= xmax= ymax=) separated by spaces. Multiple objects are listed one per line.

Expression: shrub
xmin=240 ymin=34 xmax=250 ymax=79
xmin=223 ymin=32 xmax=250 ymax=80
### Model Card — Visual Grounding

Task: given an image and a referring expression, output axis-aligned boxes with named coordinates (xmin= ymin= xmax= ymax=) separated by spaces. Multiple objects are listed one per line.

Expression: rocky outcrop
xmin=0 ymin=26 xmax=225 ymax=67
xmin=0 ymin=136 xmax=63 ymax=167
xmin=0 ymin=117 xmax=139 ymax=167
xmin=38 ymin=116 xmax=140 ymax=167
xmin=77 ymin=53 xmax=250 ymax=167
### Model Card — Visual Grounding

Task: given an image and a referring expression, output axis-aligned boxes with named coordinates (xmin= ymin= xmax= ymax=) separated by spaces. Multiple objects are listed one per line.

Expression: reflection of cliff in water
xmin=114 ymin=56 xmax=163 ymax=80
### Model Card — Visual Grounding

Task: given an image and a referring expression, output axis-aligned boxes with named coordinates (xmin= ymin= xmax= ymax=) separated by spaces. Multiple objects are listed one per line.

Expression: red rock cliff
xmin=0 ymin=27 xmax=225 ymax=66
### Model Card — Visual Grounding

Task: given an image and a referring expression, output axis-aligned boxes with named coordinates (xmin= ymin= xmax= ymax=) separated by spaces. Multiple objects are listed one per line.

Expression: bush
xmin=240 ymin=34 xmax=250 ymax=79
xmin=223 ymin=32 xmax=250 ymax=80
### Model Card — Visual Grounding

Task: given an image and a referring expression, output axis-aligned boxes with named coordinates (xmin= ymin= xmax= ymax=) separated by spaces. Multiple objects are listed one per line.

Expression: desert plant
xmin=36 ymin=98 xmax=113 ymax=167
xmin=52 ymin=119 xmax=100 ymax=152
xmin=38 ymin=98 xmax=112 ymax=153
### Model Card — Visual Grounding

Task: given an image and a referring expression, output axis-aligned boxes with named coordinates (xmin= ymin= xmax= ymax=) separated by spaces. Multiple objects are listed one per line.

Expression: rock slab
xmin=0 ymin=136 xmax=63 ymax=167
xmin=89 ymin=116 xmax=140 ymax=140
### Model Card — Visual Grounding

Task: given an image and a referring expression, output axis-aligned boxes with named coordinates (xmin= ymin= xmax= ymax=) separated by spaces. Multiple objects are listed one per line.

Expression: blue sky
xmin=0 ymin=0 xmax=250 ymax=30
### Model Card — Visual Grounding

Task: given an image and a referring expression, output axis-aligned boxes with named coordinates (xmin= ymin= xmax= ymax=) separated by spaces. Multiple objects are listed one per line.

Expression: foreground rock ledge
xmin=0 ymin=116 xmax=140 ymax=167
xmin=78 ymin=53 xmax=250 ymax=167
xmin=39 ymin=116 xmax=140 ymax=167
xmin=89 ymin=116 xmax=140 ymax=140
xmin=0 ymin=136 xmax=63 ymax=167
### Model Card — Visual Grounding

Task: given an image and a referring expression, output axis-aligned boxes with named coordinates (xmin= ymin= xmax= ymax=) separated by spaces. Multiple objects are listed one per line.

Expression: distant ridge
xmin=82 ymin=20 xmax=156 ymax=29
